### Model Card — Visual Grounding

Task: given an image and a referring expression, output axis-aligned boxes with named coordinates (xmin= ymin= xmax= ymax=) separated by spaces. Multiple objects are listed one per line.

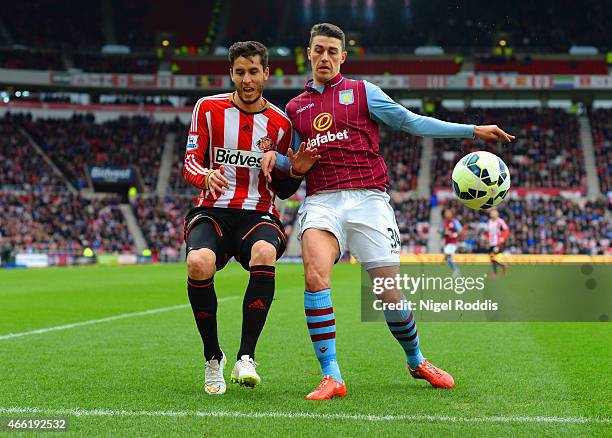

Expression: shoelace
xmin=205 ymin=359 xmax=221 ymax=375
xmin=422 ymin=361 xmax=442 ymax=376
xmin=315 ymin=377 xmax=332 ymax=391
xmin=240 ymin=358 xmax=258 ymax=373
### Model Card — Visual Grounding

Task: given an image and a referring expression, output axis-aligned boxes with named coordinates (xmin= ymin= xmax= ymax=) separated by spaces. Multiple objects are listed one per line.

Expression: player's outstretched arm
xmin=363 ymin=80 xmax=515 ymax=141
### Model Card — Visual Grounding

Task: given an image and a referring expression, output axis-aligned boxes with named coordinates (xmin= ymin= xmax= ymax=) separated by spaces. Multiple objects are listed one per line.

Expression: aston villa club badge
xmin=339 ymin=89 xmax=354 ymax=105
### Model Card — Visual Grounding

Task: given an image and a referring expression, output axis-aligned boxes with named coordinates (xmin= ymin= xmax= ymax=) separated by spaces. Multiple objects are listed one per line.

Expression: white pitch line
xmin=0 ymin=407 xmax=609 ymax=425
xmin=0 ymin=297 xmax=239 ymax=341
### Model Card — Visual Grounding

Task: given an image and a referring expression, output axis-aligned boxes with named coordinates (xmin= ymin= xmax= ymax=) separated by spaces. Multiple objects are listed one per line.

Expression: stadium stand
xmin=432 ymin=108 xmax=585 ymax=190
xmin=393 ymin=198 xmax=431 ymax=253
xmin=380 ymin=125 xmax=421 ymax=191
xmin=20 ymin=115 xmax=174 ymax=191
xmin=590 ymin=109 xmax=612 ymax=194
xmin=0 ymin=49 xmax=64 ymax=71
xmin=71 ymin=54 xmax=159 ymax=74
xmin=131 ymin=195 xmax=192 ymax=260
xmin=0 ymin=114 xmax=67 ymax=191
xmin=445 ymin=198 xmax=611 ymax=255
xmin=0 ymin=192 xmax=133 ymax=253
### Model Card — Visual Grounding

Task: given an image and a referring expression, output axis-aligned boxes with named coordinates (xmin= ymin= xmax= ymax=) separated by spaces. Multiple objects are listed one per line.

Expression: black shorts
xmin=184 ymin=206 xmax=286 ymax=270
xmin=489 ymin=245 xmax=500 ymax=254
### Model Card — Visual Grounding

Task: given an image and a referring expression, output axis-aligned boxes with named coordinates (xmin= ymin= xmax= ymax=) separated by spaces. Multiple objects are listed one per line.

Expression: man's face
xmin=308 ymin=35 xmax=346 ymax=84
xmin=490 ymin=210 xmax=498 ymax=220
xmin=230 ymin=55 xmax=269 ymax=105
xmin=444 ymin=209 xmax=452 ymax=220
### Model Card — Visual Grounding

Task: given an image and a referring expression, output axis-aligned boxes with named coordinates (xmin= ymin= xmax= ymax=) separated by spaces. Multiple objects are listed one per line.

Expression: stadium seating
xmin=0 ymin=114 xmax=67 ymax=191
xmin=131 ymin=195 xmax=192 ymax=260
xmin=393 ymin=198 xmax=431 ymax=253
xmin=0 ymin=192 xmax=133 ymax=253
xmin=20 ymin=115 xmax=173 ymax=191
xmin=590 ymin=109 xmax=612 ymax=194
xmin=432 ymin=108 xmax=585 ymax=190
xmin=444 ymin=198 xmax=611 ymax=255
xmin=71 ymin=54 xmax=159 ymax=74
xmin=380 ymin=126 xmax=421 ymax=191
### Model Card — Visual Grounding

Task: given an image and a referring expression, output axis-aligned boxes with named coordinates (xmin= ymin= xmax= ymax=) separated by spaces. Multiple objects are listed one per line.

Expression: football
xmin=451 ymin=151 xmax=511 ymax=210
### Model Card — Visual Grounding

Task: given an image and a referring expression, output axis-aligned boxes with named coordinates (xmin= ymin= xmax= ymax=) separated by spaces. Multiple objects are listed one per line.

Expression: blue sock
xmin=304 ymin=289 xmax=342 ymax=383
xmin=447 ymin=256 xmax=458 ymax=272
xmin=384 ymin=308 xmax=425 ymax=369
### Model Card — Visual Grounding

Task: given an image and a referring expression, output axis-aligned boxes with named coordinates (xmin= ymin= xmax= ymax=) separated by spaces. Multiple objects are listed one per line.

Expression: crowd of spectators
xmin=393 ymin=198 xmax=431 ymax=253
xmin=0 ymin=192 xmax=133 ymax=253
xmin=20 ymin=114 xmax=173 ymax=191
xmin=131 ymin=195 xmax=192 ymax=260
xmin=0 ymin=115 xmax=67 ymax=191
xmin=432 ymin=108 xmax=584 ymax=190
xmin=590 ymin=109 xmax=612 ymax=194
xmin=445 ymin=198 xmax=611 ymax=255
xmin=380 ymin=125 xmax=421 ymax=191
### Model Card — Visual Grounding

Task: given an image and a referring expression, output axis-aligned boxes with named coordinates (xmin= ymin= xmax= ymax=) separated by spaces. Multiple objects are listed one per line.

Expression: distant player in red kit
xmin=265 ymin=23 xmax=515 ymax=399
xmin=486 ymin=209 xmax=510 ymax=279
xmin=183 ymin=41 xmax=318 ymax=395
xmin=440 ymin=208 xmax=462 ymax=277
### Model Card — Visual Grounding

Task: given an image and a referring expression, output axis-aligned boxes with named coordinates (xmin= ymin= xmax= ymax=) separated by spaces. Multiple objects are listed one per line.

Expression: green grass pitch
xmin=0 ymin=263 xmax=610 ymax=436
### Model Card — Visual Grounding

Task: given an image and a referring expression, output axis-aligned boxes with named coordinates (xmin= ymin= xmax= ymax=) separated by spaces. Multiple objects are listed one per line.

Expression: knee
xmin=187 ymin=249 xmax=216 ymax=279
xmin=304 ymin=265 xmax=331 ymax=291
xmin=249 ymin=240 xmax=277 ymax=267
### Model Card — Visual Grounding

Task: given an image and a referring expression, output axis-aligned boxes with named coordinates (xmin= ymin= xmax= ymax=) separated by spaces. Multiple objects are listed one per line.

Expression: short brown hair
xmin=309 ymin=23 xmax=345 ymax=51
xmin=228 ymin=41 xmax=268 ymax=70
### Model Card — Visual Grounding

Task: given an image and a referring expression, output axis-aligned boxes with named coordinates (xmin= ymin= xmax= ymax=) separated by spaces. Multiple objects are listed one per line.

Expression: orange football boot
xmin=408 ymin=359 xmax=455 ymax=388
xmin=306 ymin=375 xmax=347 ymax=400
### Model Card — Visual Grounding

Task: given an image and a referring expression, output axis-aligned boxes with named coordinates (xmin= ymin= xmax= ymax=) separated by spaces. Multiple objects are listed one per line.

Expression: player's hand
xmin=206 ymin=165 xmax=229 ymax=200
xmin=261 ymin=151 xmax=276 ymax=183
xmin=289 ymin=142 xmax=321 ymax=176
xmin=474 ymin=125 xmax=515 ymax=142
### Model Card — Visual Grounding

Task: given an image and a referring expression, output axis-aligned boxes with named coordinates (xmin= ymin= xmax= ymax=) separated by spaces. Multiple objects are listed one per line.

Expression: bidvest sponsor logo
xmin=213 ymin=147 xmax=263 ymax=168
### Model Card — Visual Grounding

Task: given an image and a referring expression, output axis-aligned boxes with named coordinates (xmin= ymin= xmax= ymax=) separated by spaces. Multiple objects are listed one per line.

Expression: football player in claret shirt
xmin=268 ymin=23 xmax=515 ymax=400
xmin=183 ymin=41 xmax=318 ymax=395
xmin=486 ymin=209 xmax=510 ymax=279
xmin=440 ymin=208 xmax=462 ymax=277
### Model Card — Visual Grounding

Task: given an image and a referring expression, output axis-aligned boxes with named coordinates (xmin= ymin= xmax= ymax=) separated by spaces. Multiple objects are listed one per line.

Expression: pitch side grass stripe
xmin=0 ymin=407 xmax=609 ymax=425
xmin=0 ymin=297 xmax=240 ymax=341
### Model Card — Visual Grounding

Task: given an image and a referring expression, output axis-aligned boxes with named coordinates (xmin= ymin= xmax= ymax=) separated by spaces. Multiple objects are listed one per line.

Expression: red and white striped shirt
xmin=183 ymin=93 xmax=293 ymax=217
xmin=487 ymin=217 xmax=509 ymax=246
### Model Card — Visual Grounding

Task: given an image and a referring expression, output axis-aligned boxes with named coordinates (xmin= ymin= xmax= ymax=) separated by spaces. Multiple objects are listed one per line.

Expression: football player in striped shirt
xmin=183 ymin=41 xmax=318 ymax=395
xmin=486 ymin=209 xmax=510 ymax=279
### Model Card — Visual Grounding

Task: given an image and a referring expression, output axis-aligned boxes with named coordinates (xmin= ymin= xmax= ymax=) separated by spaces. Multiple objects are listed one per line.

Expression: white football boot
xmin=204 ymin=351 xmax=227 ymax=395
xmin=230 ymin=355 xmax=261 ymax=387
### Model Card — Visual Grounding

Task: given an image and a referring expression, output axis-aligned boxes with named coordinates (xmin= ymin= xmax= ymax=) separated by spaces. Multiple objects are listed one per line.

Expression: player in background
xmin=183 ymin=41 xmax=318 ymax=395
xmin=265 ymin=23 xmax=514 ymax=400
xmin=440 ymin=208 xmax=462 ymax=277
xmin=486 ymin=209 xmax=510 ymax=279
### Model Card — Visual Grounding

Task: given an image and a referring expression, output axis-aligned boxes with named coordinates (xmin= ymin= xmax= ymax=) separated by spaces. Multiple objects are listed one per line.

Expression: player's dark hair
xmin=228 ymin=41 xmax=268 ymax=70
xmin=309 ymin=23 xmax=345 ymax=51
